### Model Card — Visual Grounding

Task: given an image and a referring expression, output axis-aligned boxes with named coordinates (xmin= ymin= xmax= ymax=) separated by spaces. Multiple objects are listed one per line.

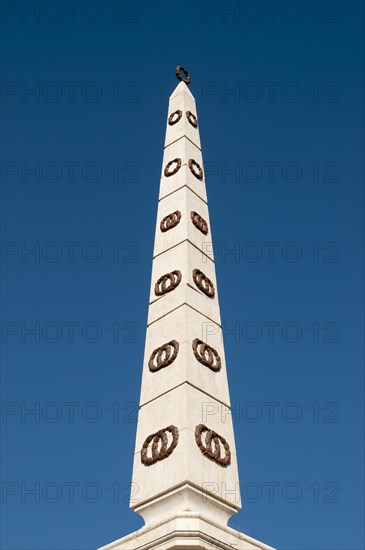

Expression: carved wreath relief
xmin=140 ymin=424 xmax=230 ymax=467
xmin=186 ymin=110 xmax=198 ymax=128
xmin=168 ymin=110 xmax=182 ymax=126
xmin=160 ymin=210 xmax=181 ymax=232
xmin=167 ymin=109 xmax=198 ymax=129
xmin=195 ymin=424 xmax=231 ymax=467
xmin=175 ymin=65 xmax=190 ymax=85
xmin=141 ymin=425 xmax=179 ymax=466
xmin=164 ymin=158 xmax=202 ymax=180
xmin=192 ymin=338 xmax=221 ymax=372
xmin=188 ymin=159 xmax=203 ymax=180
xmin=154 ymin=270 xmax=182 ymax=296
xmin=160 ymin=211 xmax=209 ymax=235
xmin=164 ymin=158 xmax=182 ymax=177
xmin=192 ymin=268 xmax=215 ymax=298
xmin=190 ymin=211 xmax=208 ymax=235
xmin=148 ymin=340 xmax=179 ymax=373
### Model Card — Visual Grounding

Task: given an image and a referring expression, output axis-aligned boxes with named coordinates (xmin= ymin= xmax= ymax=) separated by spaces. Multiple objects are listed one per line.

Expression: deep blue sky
xmin=1 ymin=1 xmax=364 ymax=549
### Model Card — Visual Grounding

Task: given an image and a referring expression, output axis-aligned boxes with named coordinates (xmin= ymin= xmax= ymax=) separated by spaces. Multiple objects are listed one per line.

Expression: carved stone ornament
xmin=192 ymin=338 xmax=221 ymax=372
xmin=175 ymin=65 xmax=191 ymax=85
xmin=188 ymin=159 xmax=203 ymax=180
xmin=154 ymin=270 xmax=182 ymax=296
xmin=148 ymin=340 xmax=179 ymax=372
xmin=186 ymin=110 xmax=198 ymax=128
xmin=141 ymin=425 xmax=179 ymax=466
xmin=164 ymin=158 xmax=182 ymax=177
xmin=195 ymin=424 xmax=231 ymax=467
xmin=192 ymin=268 xmax=215 ymax=298
xmin=190 ymin=211 xmax=208 ymax=235
xmin=160 ymin=210 xmax=182 ymax=233
xmin=168 ymin=110 xmax=183 ymax=126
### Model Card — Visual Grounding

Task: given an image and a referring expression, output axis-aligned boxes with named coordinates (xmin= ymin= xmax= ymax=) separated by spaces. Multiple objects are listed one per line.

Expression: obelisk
xmin=99 ymin=67 xmax=275 ymax=550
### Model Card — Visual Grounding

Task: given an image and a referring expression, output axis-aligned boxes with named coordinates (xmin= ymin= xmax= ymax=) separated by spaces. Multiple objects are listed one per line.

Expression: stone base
xmin=98 ymin=513 xmax=275 ymax=550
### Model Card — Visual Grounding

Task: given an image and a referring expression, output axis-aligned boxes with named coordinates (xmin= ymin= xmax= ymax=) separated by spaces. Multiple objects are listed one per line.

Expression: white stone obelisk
xmin=99 ymin=68 xmax=275 ymax=550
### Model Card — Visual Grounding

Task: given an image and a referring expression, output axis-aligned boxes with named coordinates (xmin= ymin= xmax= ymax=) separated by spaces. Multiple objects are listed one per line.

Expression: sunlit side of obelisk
xmin=99 ymin=67 xmax=275 ymax=550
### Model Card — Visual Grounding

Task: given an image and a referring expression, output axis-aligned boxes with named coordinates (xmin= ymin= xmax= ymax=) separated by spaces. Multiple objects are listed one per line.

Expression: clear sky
xmin=1 ymin=1 xmax=364 ymax=549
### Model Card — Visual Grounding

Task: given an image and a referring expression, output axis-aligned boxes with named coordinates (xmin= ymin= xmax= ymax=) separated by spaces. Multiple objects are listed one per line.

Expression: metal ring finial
xmin=175 ymin=65 xmax=191 ymax=85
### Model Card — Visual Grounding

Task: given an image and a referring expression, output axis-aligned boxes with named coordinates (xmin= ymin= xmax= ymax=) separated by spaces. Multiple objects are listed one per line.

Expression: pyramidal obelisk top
xmin=99 ymin=67 xmax=275 ymax=550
